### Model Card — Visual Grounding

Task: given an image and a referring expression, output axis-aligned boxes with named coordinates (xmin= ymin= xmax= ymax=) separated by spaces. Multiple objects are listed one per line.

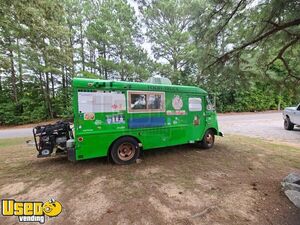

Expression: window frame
xmin=206 ymin=95 xmax=215 ymax=111
xmin=127 ymin=91 xmax=165 ymax=113
xmin=188 ymin=97 xmax=202 ymax=112
xmin=77 ymin=90 xmax=126 ymax=113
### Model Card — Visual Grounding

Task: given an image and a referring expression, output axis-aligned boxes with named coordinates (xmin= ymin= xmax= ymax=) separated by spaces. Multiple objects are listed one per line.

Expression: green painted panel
xmin=72 ymin=78 xmax=220 ymax=160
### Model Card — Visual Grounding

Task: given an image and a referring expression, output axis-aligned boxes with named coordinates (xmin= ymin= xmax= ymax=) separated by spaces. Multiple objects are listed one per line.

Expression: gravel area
xmin=0 ymin=112 xmax=299 ymax=145
xmin=218 ymin=111 xmax=300 ymax=144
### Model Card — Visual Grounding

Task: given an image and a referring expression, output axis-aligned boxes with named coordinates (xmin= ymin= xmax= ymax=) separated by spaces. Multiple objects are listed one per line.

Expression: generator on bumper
xmin=33 ymin=121 xmax=74 ymax=158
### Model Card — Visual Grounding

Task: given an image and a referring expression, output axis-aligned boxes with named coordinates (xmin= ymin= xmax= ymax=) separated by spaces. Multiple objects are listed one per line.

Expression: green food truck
xmin=33 ymin=77 xmax=223 ymax=164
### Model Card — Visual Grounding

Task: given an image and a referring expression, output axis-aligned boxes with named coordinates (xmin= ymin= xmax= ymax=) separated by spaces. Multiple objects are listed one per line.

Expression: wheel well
xmin=207 ymin=128 xmax=218 ymax=135
xmin=108 ymin=135 xmax=142 ymax=158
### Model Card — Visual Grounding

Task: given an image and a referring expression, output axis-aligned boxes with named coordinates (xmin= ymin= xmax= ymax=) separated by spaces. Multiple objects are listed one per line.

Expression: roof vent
xmin=146 ymin=75 xmax=172 ymax=85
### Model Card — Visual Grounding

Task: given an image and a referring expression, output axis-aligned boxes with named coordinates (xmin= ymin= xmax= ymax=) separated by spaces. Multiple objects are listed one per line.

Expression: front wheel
xmin=110 ymin=137 xmax=140 ymax=165
xmin=284 ymin=117 xmax=294 ymax=130
xmin=200 ymin=129 xmax=215 ymax=149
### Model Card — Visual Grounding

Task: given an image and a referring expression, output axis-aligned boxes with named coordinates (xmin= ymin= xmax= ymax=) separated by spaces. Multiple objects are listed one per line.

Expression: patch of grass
xmin=0 ymin=137 xmax=31 ymax=148
xmin=1 ymin=135 xmax=300 ymax=195
xmin=1 ymin=135 xmax=300 ymax=225
xmin=221 ymin=135 xmax=300 ymax=170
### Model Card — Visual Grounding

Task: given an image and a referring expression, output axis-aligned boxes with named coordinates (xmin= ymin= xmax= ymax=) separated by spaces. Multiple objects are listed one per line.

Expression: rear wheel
xmin=110 ymin=137 xmax=140 ymax=165
xmin=284 ymin=117 xmax=294 ymax=130
xmin=200 ymin=129 xmax=215 ymax=149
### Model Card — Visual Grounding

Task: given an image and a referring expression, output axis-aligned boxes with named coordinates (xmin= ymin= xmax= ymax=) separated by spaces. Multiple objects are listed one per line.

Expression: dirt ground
xmin=0 ymin=136 xmax=300 ymax=225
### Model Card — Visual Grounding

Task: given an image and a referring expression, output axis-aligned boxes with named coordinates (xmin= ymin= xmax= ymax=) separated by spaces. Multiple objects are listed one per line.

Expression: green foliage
xmin=0 ymin=100 xmax=46 ymax=125
xmin=0 ymin=0 xmax=299 ymax=125
xmin=140 ymin=0 xmax=197 ymax=76
xmin=215 ymin=84 xmax=296 ymax=113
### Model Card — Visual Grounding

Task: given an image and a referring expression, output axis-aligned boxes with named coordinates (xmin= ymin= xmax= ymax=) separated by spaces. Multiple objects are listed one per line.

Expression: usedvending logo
xmin=1 ymin=199 xmax=62 ymax=224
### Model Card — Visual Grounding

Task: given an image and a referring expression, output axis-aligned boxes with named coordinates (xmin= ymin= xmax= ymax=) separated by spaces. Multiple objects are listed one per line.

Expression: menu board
xmin=78 ymin=92 xmax=126 ymax=113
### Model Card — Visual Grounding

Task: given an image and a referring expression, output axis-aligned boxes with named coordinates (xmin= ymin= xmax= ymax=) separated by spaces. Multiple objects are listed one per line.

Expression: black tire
xmin=200 ymin=129 xmax=215 ymax=149
xmin=284 ymin=117 xmax=294 ymax=130
xmin=110 ymin=137 xmax=140 ymax=165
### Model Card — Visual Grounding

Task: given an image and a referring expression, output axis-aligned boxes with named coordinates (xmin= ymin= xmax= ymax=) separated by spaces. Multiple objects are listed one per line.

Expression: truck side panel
xmin=72 ymin=83 xmax=217 ymax=161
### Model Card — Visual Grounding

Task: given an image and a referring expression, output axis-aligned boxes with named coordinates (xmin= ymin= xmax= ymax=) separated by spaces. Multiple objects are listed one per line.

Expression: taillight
xmin=78 ymin=137 xmax=83 ymax=142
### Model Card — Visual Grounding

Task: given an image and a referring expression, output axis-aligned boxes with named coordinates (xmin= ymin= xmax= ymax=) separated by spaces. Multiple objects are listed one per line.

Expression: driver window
xmin=206 ymin=96 xmax=215 ymax=111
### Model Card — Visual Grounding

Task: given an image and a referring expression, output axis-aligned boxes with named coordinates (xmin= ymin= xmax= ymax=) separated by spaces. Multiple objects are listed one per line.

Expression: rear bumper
xmin=218 ymin=131 xmax=224 ymax=137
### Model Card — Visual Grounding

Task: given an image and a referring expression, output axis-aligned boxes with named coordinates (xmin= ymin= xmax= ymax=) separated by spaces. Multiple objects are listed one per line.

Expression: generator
xmin=33 ymin=121 xmax=74 ymax=157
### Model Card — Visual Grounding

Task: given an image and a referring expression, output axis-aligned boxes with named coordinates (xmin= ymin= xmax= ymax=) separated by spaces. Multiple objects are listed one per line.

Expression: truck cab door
xmin=204 ymin=95 xmax=220 ymax=132
xmin=188 ymin=97 xmax=205 ymax=141
xmin=205 ymin=95 xmax=215 ymax=117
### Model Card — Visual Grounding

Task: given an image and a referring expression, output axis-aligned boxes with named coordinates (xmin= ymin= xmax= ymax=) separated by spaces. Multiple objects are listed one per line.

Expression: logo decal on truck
xmin=84 ymin=112 xmax=95 ymax=120
xmin=172 ymin=95 xmax=183 ymax=110
xmin=106 ymin=114 xmax=125 ymax=124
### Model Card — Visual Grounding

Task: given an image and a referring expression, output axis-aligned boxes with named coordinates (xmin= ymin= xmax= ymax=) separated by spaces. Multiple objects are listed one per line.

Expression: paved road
xmin=0 ymin=127 xmax=32 ymax=139
xmin=218 ymin=111 xmax=300 ymax=144
xmin=0 ymin=112 xmax=299 ymax=144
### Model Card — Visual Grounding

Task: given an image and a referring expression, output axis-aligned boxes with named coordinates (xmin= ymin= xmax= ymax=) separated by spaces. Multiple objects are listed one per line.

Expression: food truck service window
xmin=128 ymin=91 xmax=165 ymax=113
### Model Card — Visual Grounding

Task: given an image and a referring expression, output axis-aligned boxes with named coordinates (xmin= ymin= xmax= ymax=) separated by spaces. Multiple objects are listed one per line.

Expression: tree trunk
xmin=0 ymin=75 xmax=2 ymax=92
xmin=66 ymin=66 xmax=70 ymax=104
xmin=65 ymin=66 xmax=69 ymax=101
xmin=42 ymin=37 xmax=53 ymax=118
xmin=51 ymin=72 xmax=55 ymax=99
xmin=39 ymin=71 xmax=48 ymax=117
xmin=70 ymin=39 xmax=75 ymax=77
xmin=103 ymin=44 xmax=108 ymax=79
xmin=80 ymin=20 xmax=85 ymax=71
xmin=173 ymin=59 xmax=178 ymax=72
xmin=93 ymin=48 xmax=96 ymax=74
xmin=67 ymin=20 xmax=75 ymax=77
xmin=8 ymin=37 xmax=18 ymax=102
xmin=89 ymin=46 xmax=93 ymax=73
xmin=120 ymin=48 xmax=124 ymax=81
xmin=62 ymin=65 xmax=67 ymax=108
xmin=172 ymin=47 xmax=178 ymax=72
xmin=17 ymin=38 xmax=23 ymax=96
xmin=39 ymin=71 xmax=43 ymax=94
xmin=278 ymin=89 xmax=282 ymax=111
xmin=45 ymin=71 xmax=53 ymax=118
xmin=43 ymin=53 xmax=53 ymax=118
